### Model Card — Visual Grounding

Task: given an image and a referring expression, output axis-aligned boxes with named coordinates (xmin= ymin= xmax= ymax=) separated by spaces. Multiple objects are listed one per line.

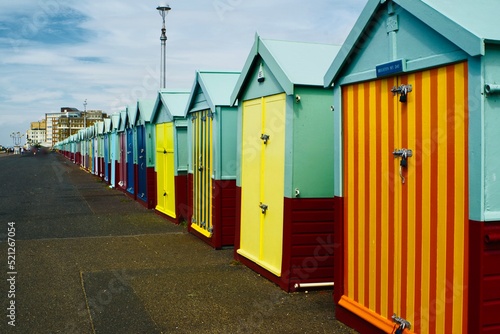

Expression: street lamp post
xmin=157 ymin=3 xmax=171 ymax=89
xmin=83 ymin=99 xmax=87 ymax=128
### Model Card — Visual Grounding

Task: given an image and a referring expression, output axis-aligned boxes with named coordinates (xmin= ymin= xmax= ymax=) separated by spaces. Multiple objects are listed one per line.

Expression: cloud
xmin=0 ymin=0 xmax=369 ymax=145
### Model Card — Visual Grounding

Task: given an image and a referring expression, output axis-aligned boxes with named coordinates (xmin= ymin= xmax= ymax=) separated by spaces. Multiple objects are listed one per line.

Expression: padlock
xmin=400 ymin=157 xmax=407 ymax=168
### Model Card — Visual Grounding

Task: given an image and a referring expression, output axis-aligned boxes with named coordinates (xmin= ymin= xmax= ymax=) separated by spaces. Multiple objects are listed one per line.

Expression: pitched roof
xmin=324 ymin=0 xmax=500 ymax=86
xmin=422 ymin=0 xmax=500 ymax=43
xmin=151 ymin=90 xmax=190 ymax=123
xmin=104 ymin=118 xmax=112 ymax=133
xmin=127 ymin=103 xmax=138 ymax=127
xmin=232 ymin=33 xmax=341 ymax=103
xmin=185 ymin=70 xmax=240 ymax=115
xmin=117 ymin=110 xmax=127 ymax=132
xmin=137 ymin=99 xmax=155 ymax=123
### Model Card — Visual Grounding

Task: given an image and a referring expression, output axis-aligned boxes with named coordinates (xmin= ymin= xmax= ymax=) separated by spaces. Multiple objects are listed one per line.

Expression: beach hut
xmin=126 ymin=105 xmax=138 ymax=198
xmin=71 ymin=134 xmax=77 ymax=163
xmin=96 ymin=121 xmax=105 ymax=179
xmin=86 ymin=126 xmax=93 ymax=172
xmin=93 ymin=122 xmax=100 ymax=176
xmin=185 ymin=70 xmax=240 ymax=248
xmin=323 ymin=1 xmax=500 ymax=333
xmin=103 ymin=118 xmax=112 ymax=184
xmin=136 ymin=99 xmax=157 ymax=209
xmin=117 ymin=110 xmax=128 ymax=191
xmin=230 ymin=34 xmax=341 ymax=292
xmin=110 ymin=113 xmax=121 ymax=188
xmin=80 ymin=128 xmax=87 ymax=169
xmin=151 ymin=90 xmax=190 ymax=224
xmin=76 ymin=129 xmax=84 ymax=166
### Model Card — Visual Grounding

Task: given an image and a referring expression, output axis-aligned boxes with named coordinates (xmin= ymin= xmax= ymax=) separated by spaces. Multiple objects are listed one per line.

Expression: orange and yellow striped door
xmin=341 ymin=62 xmax=469 ymax=334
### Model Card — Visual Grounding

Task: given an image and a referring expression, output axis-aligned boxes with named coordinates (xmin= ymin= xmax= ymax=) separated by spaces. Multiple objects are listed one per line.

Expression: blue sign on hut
xmin=151 ymin=90 xmax=190 ymax=223
xmin=323 ymin=0 xmax=500 ymax=333
xmin=230 ymin=34 xmax=341 ymax=291
xmin=185 ymin=70 xmax=240 ymax=249
xmin=136 ymin=99 xmax=157 ymax=209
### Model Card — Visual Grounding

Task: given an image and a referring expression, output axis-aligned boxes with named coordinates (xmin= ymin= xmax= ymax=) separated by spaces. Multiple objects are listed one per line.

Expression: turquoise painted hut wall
xmin=236 ymin=42 xmax=335 ymax=199
xmin=483 ymin=44 xmax=500 ymax=220
xmin=323 ymin=1 xmax=500 ymax=333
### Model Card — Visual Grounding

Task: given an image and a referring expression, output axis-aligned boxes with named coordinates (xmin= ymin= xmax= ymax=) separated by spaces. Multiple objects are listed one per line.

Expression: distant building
xmin=26 ymin=120 xmax=46 ymax=147
xmin=45 ymin=112 xmax=62 ymax=147
xmin=45 ymin=108 xmax=108 ymax=146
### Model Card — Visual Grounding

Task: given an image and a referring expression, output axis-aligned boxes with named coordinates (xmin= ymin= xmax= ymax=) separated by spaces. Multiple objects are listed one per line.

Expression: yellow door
xmin=156 ymin=123 xmax=176 ymax=218
xmin=238 ymin=93 xmax=286 ymax=276
xmin=341 ymin=63 xmax=468 ymax=334
xmin=191 ymin=110 xmax=213 ymax=237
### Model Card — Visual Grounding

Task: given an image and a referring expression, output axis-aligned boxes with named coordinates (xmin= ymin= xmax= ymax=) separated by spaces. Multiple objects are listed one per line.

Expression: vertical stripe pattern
xmin=342 ymin=62 xmax=468 ymax=333
xmin=191 ymin=110 xmax=213 ymax=237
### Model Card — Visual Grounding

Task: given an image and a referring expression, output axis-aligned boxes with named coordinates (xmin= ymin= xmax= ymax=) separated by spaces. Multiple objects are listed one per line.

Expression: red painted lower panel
xmin=145 ymin=168 xmax=156 ymax=209
xmin=187 ymin=177 xmax=236 ymax=249
xmin=333 ymin=196 xmax=344 ymax=303
xmin=214 ymin=180 xmax=236 ymax=248
xmin=234 ymin=189 xmax=336 ymax=292
xmin=469 ymin=221 xmax=500 ymax=334
xmin=233 ymin=186 xmax=242 ymax=258
xmin=175 ymin=173 xmax=189 ymax=224
xmin=284 ymin=197 xmax=336 ymax=292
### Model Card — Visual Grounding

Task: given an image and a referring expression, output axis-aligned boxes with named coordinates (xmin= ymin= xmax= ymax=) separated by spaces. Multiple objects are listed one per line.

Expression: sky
xmin=0 ymin=0 xmax=369 ymax=147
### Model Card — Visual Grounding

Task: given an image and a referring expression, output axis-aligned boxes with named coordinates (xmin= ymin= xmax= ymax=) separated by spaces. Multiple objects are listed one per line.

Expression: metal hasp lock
xmin=391 ymin=84 xmax=412 ymax=103
xmin=260 ymin=133 xmax=270 ymax=144
xmin=393 ymin=148 xmax=412 ymax=184
xmin=259 ymin=202 xmax=268 ymax=214
xmin=392 ymin=314 xmax=411 ymax=333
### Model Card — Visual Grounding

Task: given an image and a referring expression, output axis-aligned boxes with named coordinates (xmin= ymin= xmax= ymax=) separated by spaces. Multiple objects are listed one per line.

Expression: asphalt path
xmin=0 ymin=152 xmax=357 ymax=333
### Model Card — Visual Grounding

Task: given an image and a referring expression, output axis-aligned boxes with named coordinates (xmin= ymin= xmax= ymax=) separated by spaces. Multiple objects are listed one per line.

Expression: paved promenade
xmin=0 ymin=151 xmax=356 ymax=333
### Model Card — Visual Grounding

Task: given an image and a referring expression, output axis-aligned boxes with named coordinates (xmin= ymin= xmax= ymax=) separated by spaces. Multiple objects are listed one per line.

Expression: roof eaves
xmin=397 ymin=0 xmax=483 ymax=56
xmin=230 ymin=33 xmax=260 ymax=106
xmin=197 ymin=72 xmax=217 ymax=112
xmin=324 ymin=0 xmax=484 ymax=87
xmin=259 ymin=38 xmax=294 ymax=95
xmin=324 ymin=0 xmax=381 ymax=87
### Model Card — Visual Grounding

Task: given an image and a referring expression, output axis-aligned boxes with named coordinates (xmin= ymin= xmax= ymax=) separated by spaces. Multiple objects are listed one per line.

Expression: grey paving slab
xmin=0 ymin=152 xmax=357 ymax=334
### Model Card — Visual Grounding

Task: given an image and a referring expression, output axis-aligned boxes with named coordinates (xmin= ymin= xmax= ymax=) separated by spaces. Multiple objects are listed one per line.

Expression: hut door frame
xmin=137 ymin=126 xmax=147 ymax=201
xmin=238 ymin=93 xmax=286 ymax=277
xmin=342 ymin=63 xmax=468 ymax=334
xmin=156 ymin=123 xmax=176 ymax=217
xmin=104 ymin=134 xmax=109 ymax=182
xmin=126 ymin=128 xmax=135 ymax=194
xmin=191 ymin=109 xmax=213 ymax=238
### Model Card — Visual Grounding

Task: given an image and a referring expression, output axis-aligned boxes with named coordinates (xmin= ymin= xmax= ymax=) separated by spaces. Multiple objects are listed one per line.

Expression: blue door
xmin=137 ymin=126 xmax=147 ymax=202
xmin=126 ymin=128 xmax=135 ymax=194
xmin=104 ymin=134 xmax=109 ymax=182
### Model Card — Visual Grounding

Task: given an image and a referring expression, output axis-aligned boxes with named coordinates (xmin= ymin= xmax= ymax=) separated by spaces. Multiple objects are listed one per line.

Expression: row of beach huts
xmin=55 ymin=1 xmax=500 ymax=333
